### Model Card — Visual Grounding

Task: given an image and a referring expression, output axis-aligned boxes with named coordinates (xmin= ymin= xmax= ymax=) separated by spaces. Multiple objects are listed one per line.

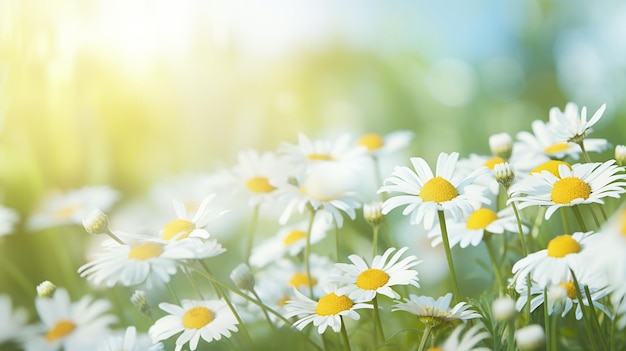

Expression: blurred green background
xmin=1 ymin=0 xmax=625 ymax=341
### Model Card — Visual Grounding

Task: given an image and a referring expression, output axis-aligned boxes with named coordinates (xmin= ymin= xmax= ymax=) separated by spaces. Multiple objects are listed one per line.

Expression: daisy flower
xmin=392 ymin=293 xmax=481 ymax=327
xmin=0 ymin=205 xmax=19 ymax=237
xmin=249 ymin=213 xmax=332 ymax=268
xmin=285 ymin=286 xmax=373 ymax=334
xmin=355 ymin=130 xmax=414 ymax=156
xmin=0 ymin=294 xmax=28 ymax=344
xmin=149 ymin=299 xmax=238 ymax=351
xmin=28 ymin=185 xmax=120 ymax=231
xmin=549 ymin=102 xmax=606 ymax=143
xmin=510 ymin=160 xmax=626 ymax=220
xmin=511 ymin=231 xmax=597 ymax=287
xmin=435 ymin=324 xmax=491 ymax=351
xmin=279 ymin=132 xmax=366 ymax=172
xmin=23 ymin=288 xmax=116 ymax=351
xmin=98 ymin=326 xmax=164 ymax=351
xmin=160 ymin=194 xmax=226 ymax=241
xmin=331 ymin=247 xmax=421 ymax=301
xmin=427 ymin=206 xmax=527 ymax=249
xmin=380 ymin=152 xmax=491 ymax=230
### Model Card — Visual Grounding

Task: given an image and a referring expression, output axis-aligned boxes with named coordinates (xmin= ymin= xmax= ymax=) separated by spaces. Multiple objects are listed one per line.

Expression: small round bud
xmin=515 ymin=324 xmax=545 ymax=351
xmin=36 ymin=280 xmax=57 ymax=298
xmin=82 ymin=208 xmax=110 ymax=235
xmin=616 ymin=145 xmax=626 ymax=167
xmin=130 ymin=290 xmax=151 ymax=317
xmin=494 ymin=162 xmax=515 ymax=190
xmin=492 ymin=295 xmax=516 ymax=321
xmin=230 ymin=263 xmax=255 ymax=291
xmin=489 ymin=133 xmax=513 ymax=160
xmin=363 ymin=201 xmax=384 ymax=226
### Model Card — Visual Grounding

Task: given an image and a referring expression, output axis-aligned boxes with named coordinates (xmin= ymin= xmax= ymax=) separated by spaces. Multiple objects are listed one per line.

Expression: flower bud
xmin=494 ymin=162 xmax=515 ymax=190
xmin=364 ymin=201 xmax=384 ymax=226
xmin=492 ymin=295 xmax=516 ymax=321
xmin=82 ymin=208 xmax=109 ymax=235
xmin=230 ymin=263 xmax=255 ymax=291
xmin=131 ymin=290 xmax=151 ymax=317
xmin=36 ymin=280 xmax=57 ymax=298
xmin=515 ymin=324 xmax=545 ymax=351
xmin=616 ymin=145 xmax=626 ymax=167
xmin=489 ymin=133 xmax=513 ymax=160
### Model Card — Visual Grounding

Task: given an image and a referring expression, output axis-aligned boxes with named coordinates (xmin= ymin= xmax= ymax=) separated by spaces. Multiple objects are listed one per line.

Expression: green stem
xmin=572 ymin=205 xmax=588 ymax=232
xmin=373 ymin=296 xmax=385 ymax=344
xmin=560 ymin=207 xmax=570 ymax=234
xmin=252 ymin=288 xmax=276 ymax=331
xmin=182 ymin=266 xmax=205 ymax=299
xmin=105 ymin=229 xmax=126 ymax=245
xmin=507 ymin=320 xmax=515 ymax=351
xmin=510 ymin=202 xmax=528 ymax=257
xmin=544 ymin=287 xmax=551 ymax=351
xmin=245 ymin=204 xmax=260 ymax=264
xmin=437 ymin=210 xmax=460 ymax=303
xmin=584 ymin=285 xmax=607 ymax=351
xmin=166 ymin=282 xmax=180 ymax=305
xmin=589 ymin=207 xmax=601 ymax=229
xmin=340 ymin=316 xmax=352 ymax=351
xmin=372 ymin=224 xmax=380 ymax=259
xmin=416 ymin=325 xmax=432 ymax=351
xmin=577 ymin=141 xmax=593 ymax=163
xmin=525 ymin=274 xmax=532 ymax=324
xmin=484 ymin=233 xmax=505 ymax=294
xmin=0 ymin=241 xmax=34 ymax=298
xmin=305 ymin=208 xmax=316 ymax=298
xmin=570 ymin=270 xmax=600 ymax=351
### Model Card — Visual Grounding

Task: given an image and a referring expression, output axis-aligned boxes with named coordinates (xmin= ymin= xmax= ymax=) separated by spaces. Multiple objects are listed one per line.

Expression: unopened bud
xmin=492 ymin=295 xmax=516 ymax=321
xmin=364 ymin=201 xmax=384 ymax=226
xmin=616 ymin=145 xmax=626 ymax=167
xmin=82 ymin=208 xmax=109 ymax=235
xmin=37 ymin=281 xmax=57 ymax=298
xmin=131 ymin=290 xmax=151 ymax=317
xmin=230 ymin=263 xmax=255 ymax=291
xmin=515 ymin=324 xmax=545 ymax=351
xmin=494 ymin=162 xmax=515 ymax=190
xmin=489 ymin=133 xmax=513 ymax=160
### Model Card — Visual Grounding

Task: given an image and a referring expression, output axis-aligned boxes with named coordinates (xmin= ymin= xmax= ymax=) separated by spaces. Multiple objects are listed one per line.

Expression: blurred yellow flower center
xmin=162 ymin=219 xmax=196 ymax=240
xmin=53 ymin=205 xmax=80 ymax=220
xmin=128 ymin=242 xmax=163 ymax=260
xmin=547 ymin=235 xmax=581 ymax=258
xmin=316 ymin=293 xmax=354 ymax=316
xmin=544 ymin=142 xmax=570 ymax=154
xmin=307 ymin=153 xmax=334 ymax=161
xmin=620 ymin=209 xmax=626 ymax=236
xmin=420 ymin=177 xmax=458 ymax=203
xmin=466 ymin=208 xmax=498 ymax=229
xmin=283 ymin=230 xmax=307 ymax=246
xmin=551 ymin=177 xmax=591 ymax=204
xmin=356 ymin=268 xmax=390 ymax=290
xmin=426 ymin=348 xmax=444 ymax=351
xmin=278 ymin=296 xmax=291 ymax=306
xmin=531 ymin=160 xmax=571 ymax=177
xmin=45 ymin=319 xmax=75 ymax=341
xmin=358 ymin=133 xmax=384 ymax=151
xmin=246 ymin=176 xmax=276 ymax=193
xmin=559 ymin=281 xmax=577 ymax=299
xmin=289 ymin=272 xmax=317 ymax=289
xmin=182 ymin=306 xmax=214 ymax=329
xmin=484 ymin=157 xmax=506 ymax=170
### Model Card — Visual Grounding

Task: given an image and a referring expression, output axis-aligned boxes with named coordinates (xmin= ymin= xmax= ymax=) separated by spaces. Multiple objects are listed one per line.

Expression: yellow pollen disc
xmin=559 ymin=281 xmax=577 ymax=300
xmin=466 ymin=208 xmax=499 ymax=230
xmin=356 ymin=268 xmax=390 ymax=290
xmin=315 ymin=293 xmax=354 ymax=316
xmin=531 ymin=160 xmax=571 ymax=177
xmin=289 ymin=272 xmax=317 ymax=289
xmin=550 ymin=177 xmax=591 ymax=204
xmin=484 ymin=157 xmax=506 ymax=170
xmin=128 ymin=242 xmax=164 ymax=260
xmin=246 ymin=176 xmax=276 ymax=193
xmin=420 ymin=177 xmax=458 ymax=203
xmin=45 ymin=319 xmax=76 ymax=341
xmin=161 ymin=219 xmax=196 ymax=240
xmin=547 ymin=235 xmax=581 ymax=258
xmin=278 ymin=296 xmax=291 ymax=306
xmin=307 ymin=153 xmax=334 ymax=161
xmin=182 ymin=306 xmax=215 ymax=329
xmin=358 ymin=133 xmax=384 ymax=151
xmin=620 ymin=209 xmax=626 ymax=237
xmin=544 ymin=142 xmax=570 ymax=154
xmin=283 ymin=230 xmax=307 ymax=246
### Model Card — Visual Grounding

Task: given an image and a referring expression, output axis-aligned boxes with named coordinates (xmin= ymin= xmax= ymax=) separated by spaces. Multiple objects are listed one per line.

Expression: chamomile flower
xmin=28 ymin=186 xmax=120 ymax=231
xmin=435 ymin=324 xmax=491 ymax=351
xmin=355 ymin=130 xmax=414 ymax=156
xmin=511 ymin=231 xmax=597 ymax=287
xmin=0 ymin=205 xmax=19 ymax=237
xmin=98 ymin=326 xmax=164 ymax=351
xmin=380 ymin=152 xmax=491 ymax=230
xmin=0 ymin=295 xmax=28 ymax=344
xmin=549 ymin=102 xmax=606 ymax=143
xmin=249 ymin=213 xmax=332 ymax=268
xmin=279 ymin=132 xmax=366 ymax=172
xmin=331 ymin=247 xmax=421 ymax=301
xmin=510 ymin=160 xmax=626 ymax=220
xmin=149 ymin=299 xmax=238 ymax=351
xmin=160 ymin=194 xmax=225 ymax=241
xmin=392 ymin=293 xmax=481 ymax=327
xmin=285 ymin=287 xmax=373 ymax=334
xmin=427 ymin=206 xmax=527 ymax=249
xmin=23 ymin=288 xmax=116 ymax=351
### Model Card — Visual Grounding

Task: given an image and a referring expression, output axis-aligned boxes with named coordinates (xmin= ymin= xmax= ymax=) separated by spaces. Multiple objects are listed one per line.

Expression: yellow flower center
xmin=246 ymin=176 xmax=276 ymax=193
xmin=550 ymin=177 xmax=591 ymax=204
xmin=161 ymin=219 xmax=196 ymax=240
xmin=128 ymin=242 xmax=164 ymax=260
xmin=356 ymin=268 xmax=390 ymax=290
xmin=531 ymin=160 xmax=571 ymax=177
xmin=544 ymin=142 xmax=571 ymax=154
xmin=620 ymin=209 xmax=626 ymax=237
xmin=182 ymin=306 xmax=215 ymax=329
xmin=45 ymin=319 xmax=76 ymax=342
xmin=484 ymin=157 xmax=506 ymax=170
xmin=278 ymin=296 xmax=291 ymax=306
xmin=358 ymin=133 xmax=384 ymax=151
xmin=315 ymin=293 xmax=354 ymax=316
xmin=420 ymin=177 xmax=458 ymax=203
xmin=289 ymin=272 xmax=317 ymax=289
xmin=307 ymin=153 xmax=334 ymax=161
xmin=547 ymin=235 xmax=581 ymax=258
xmin=283 ymin=230 xmax=307 ymax=246
xmin=427 ymin=348 xmax=444 ymax=351
xmin=466 ymin=208 xmax=499 ymax=230
xmin=53 ymin=205 xmax=80 ymax=220
xmin=559 ymin=281 xmax=577 ymax=300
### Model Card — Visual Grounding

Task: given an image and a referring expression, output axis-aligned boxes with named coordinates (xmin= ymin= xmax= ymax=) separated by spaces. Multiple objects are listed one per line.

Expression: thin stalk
xmin=589 ymin=207 xmax=601 ymax=229
xmin=484 ymin=233 xmax=506 ymax=294
xmin=340 ymin=316 xmax=352 ymax=351
xmin=251 ymin=288 xmax=276 ymax=331
xmin=372 ymin=224 xmax=380 ymax=259
xmin=572 ymin=205 xmax=588 ymax=232
xmin=544 ymin=288 xmax=551 ymax=351
xmin=416 ymin=325 xmax=432 ymax=351
xmin=166 ymin=282 xmax=180 ymax=305
xmin=570 ymin=270 xmax=600 ymax=351
xmin=182 ymin=265 xmax=205 ymax=299
xmin=551 ymin=309 xmax=558 ymax=351
xmin=525 ymin=274 xmax=532 ymax=324
xmin=560 ymin=207 xmax=570 ymax=234
xmin=577 ymin=141 xmax=593 ymax=163
xmin=507 ymin=320 xmax=515 ymax=351
xmin=437 ymin=210 xmax=460 ymax=303
xmin=510 ymin=202 xmax=528 ymax=257
xmin=245 ymin=204 xmax=260 ymax=264
xmin=305 ymin=208 xmax=316 ymax=298
xmin=584 ymin=285 xmax=607 ymax=351
xmin=0 ymin=243 xmax=33 ymax=297
xmin=372 ymin=296 xmax=385 ymax=344
xmin=105 ymin=229 xmax=125 ymax=245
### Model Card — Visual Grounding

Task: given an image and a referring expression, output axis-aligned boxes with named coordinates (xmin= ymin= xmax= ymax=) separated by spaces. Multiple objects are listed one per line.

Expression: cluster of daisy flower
xmin=1 ymin=102 xmax=626 ymax=351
